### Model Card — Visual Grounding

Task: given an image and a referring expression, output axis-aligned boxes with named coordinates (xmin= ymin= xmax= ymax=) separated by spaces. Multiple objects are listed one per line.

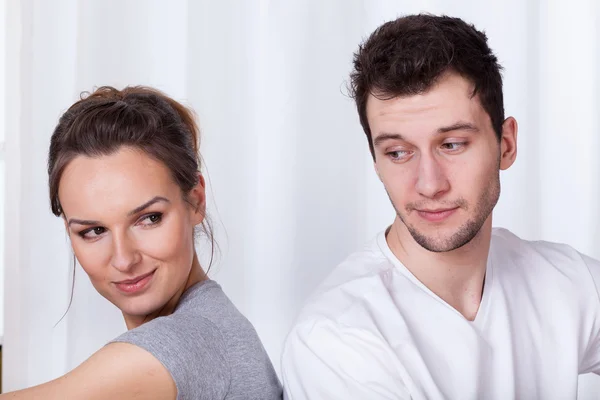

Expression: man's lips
xmin=415 ymin=207 xmax=459 ymax=222
xmin=417 ymin=207 xmax=458 ymax=213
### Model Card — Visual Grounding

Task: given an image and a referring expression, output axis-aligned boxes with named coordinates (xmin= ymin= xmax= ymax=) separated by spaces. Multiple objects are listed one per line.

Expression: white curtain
xmin=3 ymin=0 xmax=600 ymax=397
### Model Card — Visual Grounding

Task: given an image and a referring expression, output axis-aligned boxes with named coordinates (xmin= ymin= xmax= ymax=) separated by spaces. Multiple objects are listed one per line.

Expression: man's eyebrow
xmin=373 ymin=122 xmax=479 ymax=148
xmin=373 ymin=133 xmax=405 ymax=147
xmin=437 ymin=122 xmax=479 ymax=134
xmin=67 ymin=196 xmax=170 ymax=227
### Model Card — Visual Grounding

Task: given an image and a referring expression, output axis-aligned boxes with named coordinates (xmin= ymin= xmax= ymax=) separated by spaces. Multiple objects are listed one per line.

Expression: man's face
xmin=367 ymin=72 xmax=516 ymax=252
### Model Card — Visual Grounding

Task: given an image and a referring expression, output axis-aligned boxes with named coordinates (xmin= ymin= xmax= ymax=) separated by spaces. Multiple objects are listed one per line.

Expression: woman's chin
xmin=115 ymin=296 xmax=163 ymax=319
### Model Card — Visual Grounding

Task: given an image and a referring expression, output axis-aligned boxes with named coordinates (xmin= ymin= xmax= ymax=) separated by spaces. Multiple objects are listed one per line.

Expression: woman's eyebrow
xmin=68 ymin=218 xmax=100 ymax=227
xmin=67 ymin=196 xmax=170 ymax=226
xmin=127 ymin=196 xmax=170 ymax=216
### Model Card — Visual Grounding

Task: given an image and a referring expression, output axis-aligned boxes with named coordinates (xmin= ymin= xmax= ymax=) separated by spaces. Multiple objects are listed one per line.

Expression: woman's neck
xmin=123 ymin=252 xmax=207 ymax=330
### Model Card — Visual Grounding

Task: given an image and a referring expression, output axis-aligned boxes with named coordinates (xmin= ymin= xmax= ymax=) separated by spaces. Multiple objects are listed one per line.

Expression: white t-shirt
xmin=281 ymin=228 xmax=600 ymax=399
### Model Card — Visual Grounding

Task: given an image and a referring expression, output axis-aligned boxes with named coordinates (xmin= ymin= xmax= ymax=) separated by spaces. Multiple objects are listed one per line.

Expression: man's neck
xmin=386 ymin=217 xmax=492 ymax=321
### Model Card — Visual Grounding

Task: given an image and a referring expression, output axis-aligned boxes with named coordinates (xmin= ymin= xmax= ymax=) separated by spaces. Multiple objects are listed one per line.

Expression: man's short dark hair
xmin=350 ymin=14 xmax=505 ymax=158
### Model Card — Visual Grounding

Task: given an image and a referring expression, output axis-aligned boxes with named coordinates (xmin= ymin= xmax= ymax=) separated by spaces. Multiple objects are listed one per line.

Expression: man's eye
xmin=441 ymin=142 xmax=466 ymax=151
xmin=386 ymin=150 xmax=411 ymax=160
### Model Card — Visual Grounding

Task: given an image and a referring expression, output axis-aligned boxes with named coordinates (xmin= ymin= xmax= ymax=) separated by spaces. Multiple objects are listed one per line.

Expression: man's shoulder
xmin=294 ymin=232 xmax=395 ymax=324
xmin=491 ymin=227 xmax=592 ymax=265
xmin=491 ymin=227 xmax=600 ymax=296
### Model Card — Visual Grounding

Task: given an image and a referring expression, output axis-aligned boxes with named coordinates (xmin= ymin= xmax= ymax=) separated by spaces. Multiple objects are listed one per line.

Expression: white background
xmin=2 ymin=0 xmax=600 ymax=397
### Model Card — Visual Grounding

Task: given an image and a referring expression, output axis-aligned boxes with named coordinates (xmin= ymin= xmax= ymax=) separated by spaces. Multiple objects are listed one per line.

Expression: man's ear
xmin=499 ymin=117 xmax=518 ymax=171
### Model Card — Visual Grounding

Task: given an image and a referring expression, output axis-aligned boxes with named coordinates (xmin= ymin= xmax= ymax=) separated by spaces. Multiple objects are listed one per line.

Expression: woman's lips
xmin=114 ymin=269 xmax=156 ymax=294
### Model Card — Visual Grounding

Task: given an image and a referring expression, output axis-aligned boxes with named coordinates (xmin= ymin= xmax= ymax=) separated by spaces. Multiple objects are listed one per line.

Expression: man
xmin=281 ymin=14 xmax=600 ymax=399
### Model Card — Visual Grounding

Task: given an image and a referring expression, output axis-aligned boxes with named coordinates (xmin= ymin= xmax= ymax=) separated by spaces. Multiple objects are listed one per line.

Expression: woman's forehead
xmin=58 ymin=148 xmax=177 ymax=218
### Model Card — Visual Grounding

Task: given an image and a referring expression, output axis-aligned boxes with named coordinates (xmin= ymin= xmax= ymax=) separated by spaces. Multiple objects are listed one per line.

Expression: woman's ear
xmin=189 ymin=173 xmax=207 ymax=225
xmin=62 ymin=214 xmax=71 ymax=235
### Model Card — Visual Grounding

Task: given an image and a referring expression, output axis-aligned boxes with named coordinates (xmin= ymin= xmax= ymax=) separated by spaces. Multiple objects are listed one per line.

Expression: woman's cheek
xmin=72 ymin=238 xmax=111 ymax=281
xmin=137 ymin=220 xmax=184 ymax=261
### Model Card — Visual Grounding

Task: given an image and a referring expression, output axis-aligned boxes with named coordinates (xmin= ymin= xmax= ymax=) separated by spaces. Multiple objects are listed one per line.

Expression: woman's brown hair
xmin=49 ymin=86 xmax=205 ymax=215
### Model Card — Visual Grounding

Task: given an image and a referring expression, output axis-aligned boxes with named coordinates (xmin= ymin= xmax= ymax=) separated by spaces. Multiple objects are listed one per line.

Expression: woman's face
xmin=58 ymin=146 xmax=205 ymax=321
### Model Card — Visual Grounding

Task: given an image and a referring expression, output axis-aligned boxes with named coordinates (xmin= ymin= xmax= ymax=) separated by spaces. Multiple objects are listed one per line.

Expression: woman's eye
xmin=79 ymin=226 xmax=106 ymax=240
xmin=139 ymin=212 xmax=163 ymax=226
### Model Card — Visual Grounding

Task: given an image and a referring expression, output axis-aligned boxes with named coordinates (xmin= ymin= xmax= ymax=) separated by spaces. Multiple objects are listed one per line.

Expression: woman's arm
xmin=0 ymin=342 xmax=176 ymax=400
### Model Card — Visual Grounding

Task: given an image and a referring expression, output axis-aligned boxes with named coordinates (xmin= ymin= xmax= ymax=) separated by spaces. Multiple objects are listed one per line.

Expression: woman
xmin=2 ymin=86 xmax=282 ymax=399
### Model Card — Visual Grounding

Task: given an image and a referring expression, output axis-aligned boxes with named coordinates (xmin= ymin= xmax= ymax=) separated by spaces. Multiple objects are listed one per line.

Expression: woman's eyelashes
xmin=138 ymin=212 xmax=163 ymax=227
xmin=77 ymin=212 xmax=164 ymax=241
xmin=78 ymin=226 xmax=107 ymax=240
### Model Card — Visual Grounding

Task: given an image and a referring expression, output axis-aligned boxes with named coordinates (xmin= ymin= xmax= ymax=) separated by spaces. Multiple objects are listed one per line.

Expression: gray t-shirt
xmin=112 ymin=280 xmax=282 ymax=400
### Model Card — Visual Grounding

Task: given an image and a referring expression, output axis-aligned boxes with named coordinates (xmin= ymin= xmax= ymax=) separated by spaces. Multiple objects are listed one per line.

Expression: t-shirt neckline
xmin=376 ymin=229 xmax=494 ymax=329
